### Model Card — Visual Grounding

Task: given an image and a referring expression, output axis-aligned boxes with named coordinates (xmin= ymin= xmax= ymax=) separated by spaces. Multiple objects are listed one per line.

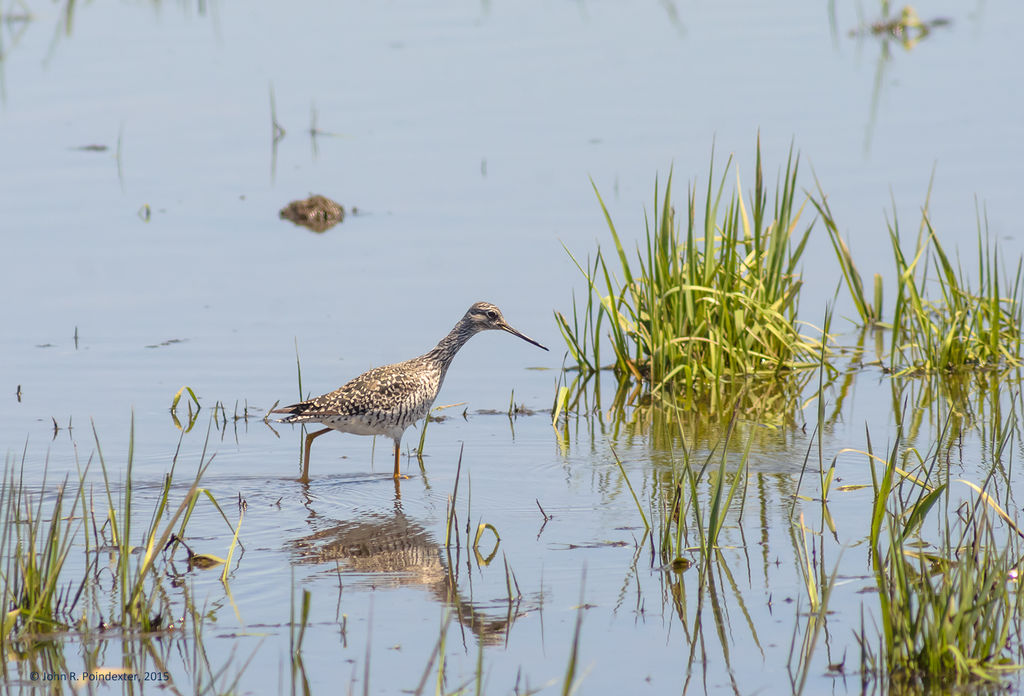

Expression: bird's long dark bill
xmin=500 ymin=323 xmax=548 ymax=351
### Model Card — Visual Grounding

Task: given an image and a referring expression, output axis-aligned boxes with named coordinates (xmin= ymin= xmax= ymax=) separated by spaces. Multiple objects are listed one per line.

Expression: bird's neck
xmin=423 ymin=320 xmax=476 ymax=370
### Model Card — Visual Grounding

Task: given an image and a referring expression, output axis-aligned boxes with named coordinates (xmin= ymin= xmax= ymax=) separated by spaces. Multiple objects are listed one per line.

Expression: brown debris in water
xmin=279 ymin=194 xmax=345 ymax=233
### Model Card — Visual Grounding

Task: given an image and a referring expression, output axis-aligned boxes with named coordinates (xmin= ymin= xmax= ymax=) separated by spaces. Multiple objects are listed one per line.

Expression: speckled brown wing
xmin=273 ymin=357 xmax=441 ymax=426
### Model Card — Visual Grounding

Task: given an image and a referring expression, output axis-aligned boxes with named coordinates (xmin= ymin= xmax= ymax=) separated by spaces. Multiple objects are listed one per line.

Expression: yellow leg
xmin=301 ymin=428 xmax=332 ymax=483
xmin=393 ymin=439 xmax=409 ymax=480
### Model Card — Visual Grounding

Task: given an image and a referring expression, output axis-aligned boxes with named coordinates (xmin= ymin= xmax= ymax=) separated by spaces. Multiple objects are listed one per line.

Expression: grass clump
xmin=557 ymin=138 xmax=1022 ymax=416
xmin=887 ymin=212 xmax=1023 ymax=374
xmin=860 ymin=434 xmax=1024 ymax=687
xmin=814 ymin=186 xmax=1023 ymax=374
xmin=556 ymin=138 xmax=824 ymax=412
xmin=0 ymin=462 xmax=83 ymax=641
xmin=1 ymin=418 xmax=232 ymax=649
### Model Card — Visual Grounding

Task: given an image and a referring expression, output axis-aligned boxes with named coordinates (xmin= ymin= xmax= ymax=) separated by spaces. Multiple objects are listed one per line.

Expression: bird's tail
xmin=270 ymin=402 xmax=309 ymax=422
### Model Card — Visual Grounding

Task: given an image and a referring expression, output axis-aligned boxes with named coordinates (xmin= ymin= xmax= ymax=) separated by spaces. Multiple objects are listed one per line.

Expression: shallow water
xmin=3 ymin=0 xmax=1024 ymax=693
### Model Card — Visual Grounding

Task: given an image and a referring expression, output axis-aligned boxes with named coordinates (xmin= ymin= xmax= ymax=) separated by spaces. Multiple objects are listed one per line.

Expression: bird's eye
xmin=486 ymin=310 xmax=498 ymax=320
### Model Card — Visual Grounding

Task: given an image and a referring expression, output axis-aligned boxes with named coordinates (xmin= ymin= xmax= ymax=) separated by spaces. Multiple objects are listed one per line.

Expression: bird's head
xmin=463 ymin=302 xmax=548 ymax=351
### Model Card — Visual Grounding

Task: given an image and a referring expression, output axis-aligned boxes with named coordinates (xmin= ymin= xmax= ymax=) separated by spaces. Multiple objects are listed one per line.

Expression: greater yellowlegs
xmin=272 ymin=302 xmax=547 ymax=482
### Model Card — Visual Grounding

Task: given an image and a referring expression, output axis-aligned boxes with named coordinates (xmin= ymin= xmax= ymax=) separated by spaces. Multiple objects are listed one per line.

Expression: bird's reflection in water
xmin=288 ymin=503 xmax=532 ymax=646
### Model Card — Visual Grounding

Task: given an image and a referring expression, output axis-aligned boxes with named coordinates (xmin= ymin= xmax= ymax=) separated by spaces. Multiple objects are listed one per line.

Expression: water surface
xmin=2 ymin=0 xmax=1023 ymax=693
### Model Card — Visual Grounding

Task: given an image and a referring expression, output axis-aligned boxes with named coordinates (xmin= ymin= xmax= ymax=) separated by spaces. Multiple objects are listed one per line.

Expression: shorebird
xmin=272 ymin=302 xmax=547 ymax=482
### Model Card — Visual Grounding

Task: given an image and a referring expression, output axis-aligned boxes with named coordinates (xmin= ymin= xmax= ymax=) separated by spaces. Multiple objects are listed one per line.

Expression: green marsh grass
xmin=560 ymin=144 xmax=1021 ymax=430
xmin=812 ymin=187 xmax=884 ymax=326
xmin=860 ymin=422 xmax=1024 ymax=686
xmin=2 ymin=417 xmax=243 ymax=689
xmin=92 ymin=418 xmax=237 ymax=630
xmin=814 ymin=184 xmax=1023 ymax=374
xmin=791 ymin=306 xmax=840 ymax=535
xmin=170 ymin=385 xmax=202 ymax=432
xmin=557 ymin=140 xmax=823 ymax=414
xmin=610 ymin=447 xmax=650 ymax=534
xmin=290 ymin=580 xmax=312 ymax=696
xmin=654 ymin=409 xmax=753 ymax=569
xmin=787 ymin=514 xmax=840 ymax=696
xmin=887 ymin=209 xmax=1024 ymax=374
xmin=561 ymin=574 xmax=587 ymax=696
xmin=553 ymin=201 xmax=1024 ymax=692
xmin=416 ymin=402 xmax=464 ymax=466
xmin=0 ymin=459 xmax=83 ymax=642
xmin=472 ymin=522 xmax=500 ymax=566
